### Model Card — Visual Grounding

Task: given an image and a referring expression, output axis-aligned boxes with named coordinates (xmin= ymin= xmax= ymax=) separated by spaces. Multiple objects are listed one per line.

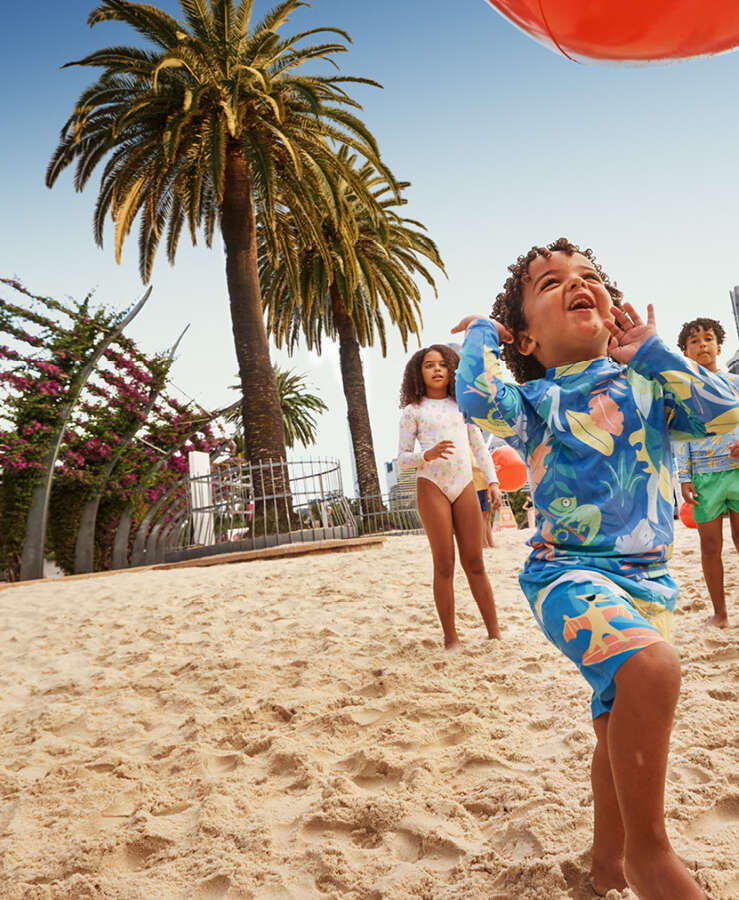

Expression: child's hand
xmin=424 ymin=440 xmax=455 ymax=462
xmin=488 ymin=483 xmax=502 ymax=511
xmin=605 ymin=303 xmax=657 ymax=364
xmin=730 ymin=441 xmax=739 ymax=459
xmin=680 ymin=481 xmax=698 ymax=505
xmin=451 ymin=316 xmax=513 ymax=344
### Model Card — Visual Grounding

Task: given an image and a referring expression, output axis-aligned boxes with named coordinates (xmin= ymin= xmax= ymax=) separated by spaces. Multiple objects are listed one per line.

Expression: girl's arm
xmin=397 ymin=405 xmax=424 ymax=469
xmin=468 ymin=423 xmax=497 ymax=485
xmin=454 ymin=318 xmax=541 ymax=455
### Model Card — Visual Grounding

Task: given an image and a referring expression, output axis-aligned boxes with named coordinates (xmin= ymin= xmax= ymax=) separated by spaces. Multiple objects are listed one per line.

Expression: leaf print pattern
xmin=455 ymin=320 xmax=739 ymax=580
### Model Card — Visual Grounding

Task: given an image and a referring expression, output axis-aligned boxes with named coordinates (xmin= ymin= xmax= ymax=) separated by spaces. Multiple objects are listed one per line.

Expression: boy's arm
xmin=673 ymin=441 xmax=693 ymax=483
xmin=628 ymin=336 xmax=739 ymax=440
xmin=455 ymin=318 xmax=538 ymax=455
xmin=468 ymin=423 xmax=498 ymax=484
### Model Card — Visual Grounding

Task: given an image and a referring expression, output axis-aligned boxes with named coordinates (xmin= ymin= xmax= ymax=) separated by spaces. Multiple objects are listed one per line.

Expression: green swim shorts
xmin=692 ymin=468 xmax=739 ymax=524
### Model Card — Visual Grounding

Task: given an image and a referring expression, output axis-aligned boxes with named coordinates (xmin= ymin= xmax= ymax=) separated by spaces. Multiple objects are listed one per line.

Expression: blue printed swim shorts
xmin=519 ymin=566 xmax=678 ymax=719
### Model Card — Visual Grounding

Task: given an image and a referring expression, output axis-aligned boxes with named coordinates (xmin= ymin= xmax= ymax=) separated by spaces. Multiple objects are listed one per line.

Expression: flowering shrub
xmin=0 ymin=279 xmax=227 ymax=580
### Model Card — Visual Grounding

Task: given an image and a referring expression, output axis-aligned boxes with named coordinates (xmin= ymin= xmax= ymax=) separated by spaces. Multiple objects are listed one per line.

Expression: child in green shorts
xmin=675 ymin=318 xmax=739 ymax=628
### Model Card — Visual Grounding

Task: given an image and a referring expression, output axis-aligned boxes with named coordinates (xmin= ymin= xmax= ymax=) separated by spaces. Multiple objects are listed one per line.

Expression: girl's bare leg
xmin=609 ymin=643 xmax=712 ymax=900
xmin=452 ymin=483 xmax=501 ymax=639
xmin=416 ymin=477 xmax=459 ymax=648
xmin=590 ymin=713 xmax=627 ymax=894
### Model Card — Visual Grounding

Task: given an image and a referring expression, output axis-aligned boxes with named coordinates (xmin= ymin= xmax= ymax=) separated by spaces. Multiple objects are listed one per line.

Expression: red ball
xmin=484 ymin=0 xmax=739 ymax=63
xmin=492 ymin=445 xmax=528 ymax=492
xmin=678 ymin=501 xmax=697 ymax=529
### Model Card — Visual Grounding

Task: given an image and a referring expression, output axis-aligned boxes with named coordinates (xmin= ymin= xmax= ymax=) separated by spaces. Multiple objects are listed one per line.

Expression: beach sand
xmin=0 ymin=522 xmax=736 ymax=899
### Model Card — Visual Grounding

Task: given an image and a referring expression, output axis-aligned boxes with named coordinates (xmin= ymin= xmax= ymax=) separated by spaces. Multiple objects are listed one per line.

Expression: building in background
xmin=729 ymin=286 xmax=739 ymax=374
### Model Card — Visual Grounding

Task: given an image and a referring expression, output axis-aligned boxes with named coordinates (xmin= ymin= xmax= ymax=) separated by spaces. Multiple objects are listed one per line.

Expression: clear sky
xmin=2 ymin=0 xmax=739 ymax=495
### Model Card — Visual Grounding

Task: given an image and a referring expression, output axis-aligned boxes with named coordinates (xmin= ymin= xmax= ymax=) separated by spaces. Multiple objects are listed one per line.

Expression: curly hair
xmin=490 ymin=237 xmax=623 ymax=383
xmin=399 ymin=344 xmax=460 ymax=407
xmin=677 ymin=317 xmax=726 ymax=352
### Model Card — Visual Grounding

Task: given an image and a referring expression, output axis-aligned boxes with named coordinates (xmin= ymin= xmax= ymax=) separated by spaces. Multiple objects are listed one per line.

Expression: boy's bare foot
xmin=590 ymin=857 xmax=627 ymax=895
xmin=444 ymin=636 xmax=461 ymax=651
xmin=624 ymin=846 xmax=712 ymax=900
xmin=705 ymin=613 xmax=729 ymax=628
xmin=486 ymin=629 xmax=502 ymax=640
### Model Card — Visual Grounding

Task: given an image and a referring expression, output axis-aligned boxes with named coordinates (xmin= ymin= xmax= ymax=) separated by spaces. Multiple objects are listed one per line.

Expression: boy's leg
xmin=452 ymin=483 xmax=501 ymax=639
xmin=695 ymin=517 xmax=727 ymax=627
xmin=416 ymin=477 xmax=459 ymax=648
xmin=480 ymin=506 xmax=494 ymax=548
xmin=609 ymin=643 xmax=711 ymax=900
xmin=590 ymin=712 xmax=627 ymax=894
xmin=730 ymin=508 xmax=739 ymax=554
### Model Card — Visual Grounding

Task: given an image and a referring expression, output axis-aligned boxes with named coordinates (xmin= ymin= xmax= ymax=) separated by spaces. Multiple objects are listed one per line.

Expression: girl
xmin=398 ymin=344 xmax=502 ymax=648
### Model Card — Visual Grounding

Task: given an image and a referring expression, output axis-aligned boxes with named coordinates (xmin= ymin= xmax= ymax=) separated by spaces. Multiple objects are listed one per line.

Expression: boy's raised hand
xmin=605 ymin=302 xmax=657 ymax=364
xmin=451 ymin=316 xmax=513 ymax=344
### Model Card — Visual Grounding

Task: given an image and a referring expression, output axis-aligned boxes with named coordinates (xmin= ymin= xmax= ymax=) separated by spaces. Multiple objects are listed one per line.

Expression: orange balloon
xmin=678 ymin=501 xmax=697 ymax=529
xmin=484 ymin=0 xmax=739 ymax=63
xmin=492 ymin=445 xmax=528 ymax=492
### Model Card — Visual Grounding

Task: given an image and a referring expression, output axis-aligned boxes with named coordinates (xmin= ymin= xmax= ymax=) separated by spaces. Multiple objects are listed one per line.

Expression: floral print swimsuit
xmin=398 ymin=396 xmax=497 ymax=503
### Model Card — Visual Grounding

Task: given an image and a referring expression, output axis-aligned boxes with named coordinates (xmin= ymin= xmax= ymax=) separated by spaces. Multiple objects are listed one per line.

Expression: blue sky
xmin=2 ymin=0 xmax=739 ymax=494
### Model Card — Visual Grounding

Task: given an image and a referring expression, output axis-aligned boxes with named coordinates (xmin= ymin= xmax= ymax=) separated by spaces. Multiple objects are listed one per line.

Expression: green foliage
xmin=507 ymin=488 xmax=531 ymax=528
xmin=262 ymin=146 xmax=445 ymax=356
xmin=228 ymin=364 xmax=327 ymax=450
xmin=46 ymin=0 xmax=394 ymax=283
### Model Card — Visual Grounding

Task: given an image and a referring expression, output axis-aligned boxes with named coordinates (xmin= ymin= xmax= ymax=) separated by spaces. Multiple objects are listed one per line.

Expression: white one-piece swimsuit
xmin=398 ymin=396 xmax=497 ymax=503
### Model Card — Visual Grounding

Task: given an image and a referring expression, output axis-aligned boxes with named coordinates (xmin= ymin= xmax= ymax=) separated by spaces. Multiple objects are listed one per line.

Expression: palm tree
xmin=227 ymin=364 xmax=327 ymax=450
xmin=46 ymin=0 xmax=391 ymax=475
xmin=261 ymin=148 xmax=445 ymax=504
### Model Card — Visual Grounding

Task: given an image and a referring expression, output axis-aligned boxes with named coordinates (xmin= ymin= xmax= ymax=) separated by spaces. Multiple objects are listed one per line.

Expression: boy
xmin=675 ymin=318 xmax=739 ymax=627
xmin=452 ymin=238 xmax=738 ymax=900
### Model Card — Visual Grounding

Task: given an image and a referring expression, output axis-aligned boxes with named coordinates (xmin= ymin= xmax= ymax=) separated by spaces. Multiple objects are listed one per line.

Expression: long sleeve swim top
xmin=398 ymin=396 xmax=497 ymax=502
xmin=455 ymin=319 xmax=739 ymax=580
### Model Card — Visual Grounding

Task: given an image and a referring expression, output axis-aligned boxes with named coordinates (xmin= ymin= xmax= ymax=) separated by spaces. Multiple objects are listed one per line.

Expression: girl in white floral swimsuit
xmin=398 ymin=344 xmax=502 ymax=648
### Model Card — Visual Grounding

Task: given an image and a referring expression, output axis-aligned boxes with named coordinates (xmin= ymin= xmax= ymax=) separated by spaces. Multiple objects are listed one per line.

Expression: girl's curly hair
xmin=490 ymin=237 xmax=623 ymax=383
xmin=677 ymin=317 xmax=726 ymax=352
xmin=399 ymin=344 xmax=460 ymax=407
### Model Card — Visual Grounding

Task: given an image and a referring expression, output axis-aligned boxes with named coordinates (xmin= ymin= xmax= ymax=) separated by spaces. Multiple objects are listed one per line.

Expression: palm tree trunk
xmin=330 ymin=284 xmax=384 ymax=515
xmin=221 ymin=142 xmax=286 ymax=465
xmin=221 ymin=143 xmax=290 ymax=532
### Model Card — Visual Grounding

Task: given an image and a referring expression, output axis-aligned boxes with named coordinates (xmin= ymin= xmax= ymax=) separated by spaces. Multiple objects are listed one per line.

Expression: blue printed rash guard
xmin=456 ymin=319 xmax=739 ymax=582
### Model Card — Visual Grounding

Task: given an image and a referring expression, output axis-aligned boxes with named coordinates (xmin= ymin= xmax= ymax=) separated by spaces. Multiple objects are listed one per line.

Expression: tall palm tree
xmin=46 ymin=0 xmax=391 ymax=473
xmin=261 ymin=149 xmax=445 ymax=503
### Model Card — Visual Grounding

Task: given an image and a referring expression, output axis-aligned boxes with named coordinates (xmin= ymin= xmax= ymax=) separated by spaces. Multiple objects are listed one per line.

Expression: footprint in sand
xmin=192 ymin=874 xmax=231 ymax=899
xmin=670 ymin=764 xmax=712 ymax=786
xmin=707 ymin=687 xmax=737 ymax=702
xmin=119 ymin=835 xmax=172 ymax=872
xmin=347 ymin=705 xmax=395 ymax=727
xmin=202 ymin=752 xmax=241 ymax=775
xmin=686 ymin=796 xmax=739 ymax=837
xmin=387 ymin=827 xmax=464 ymax=870
xmin=337 ymin=750 xmax=401 ymax=789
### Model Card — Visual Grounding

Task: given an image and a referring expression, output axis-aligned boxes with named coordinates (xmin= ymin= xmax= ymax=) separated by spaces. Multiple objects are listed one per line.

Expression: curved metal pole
xmin=73 ymin=325 xmax=189 ymax=574
xmin=20 ymin=288 xmax=152 ymax=580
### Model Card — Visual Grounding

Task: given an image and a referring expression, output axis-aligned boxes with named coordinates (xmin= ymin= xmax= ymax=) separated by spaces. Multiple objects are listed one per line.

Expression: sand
xmin=0 ymin=522 xmax=737 ymax=900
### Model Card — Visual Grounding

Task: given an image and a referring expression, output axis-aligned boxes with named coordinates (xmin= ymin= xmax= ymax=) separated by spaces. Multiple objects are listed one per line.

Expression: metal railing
xmin=351 ymin=489 xmax=424 ymax=536
xmin=160 ymin=457 xmax=358 ymax=564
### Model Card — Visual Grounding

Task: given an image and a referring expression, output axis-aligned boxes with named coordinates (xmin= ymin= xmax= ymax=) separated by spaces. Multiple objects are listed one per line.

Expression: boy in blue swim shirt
xmin=674 ymin=317 xmax=739 ymax=628
xmin=452 ymin=238 xmax=737 ymax=900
